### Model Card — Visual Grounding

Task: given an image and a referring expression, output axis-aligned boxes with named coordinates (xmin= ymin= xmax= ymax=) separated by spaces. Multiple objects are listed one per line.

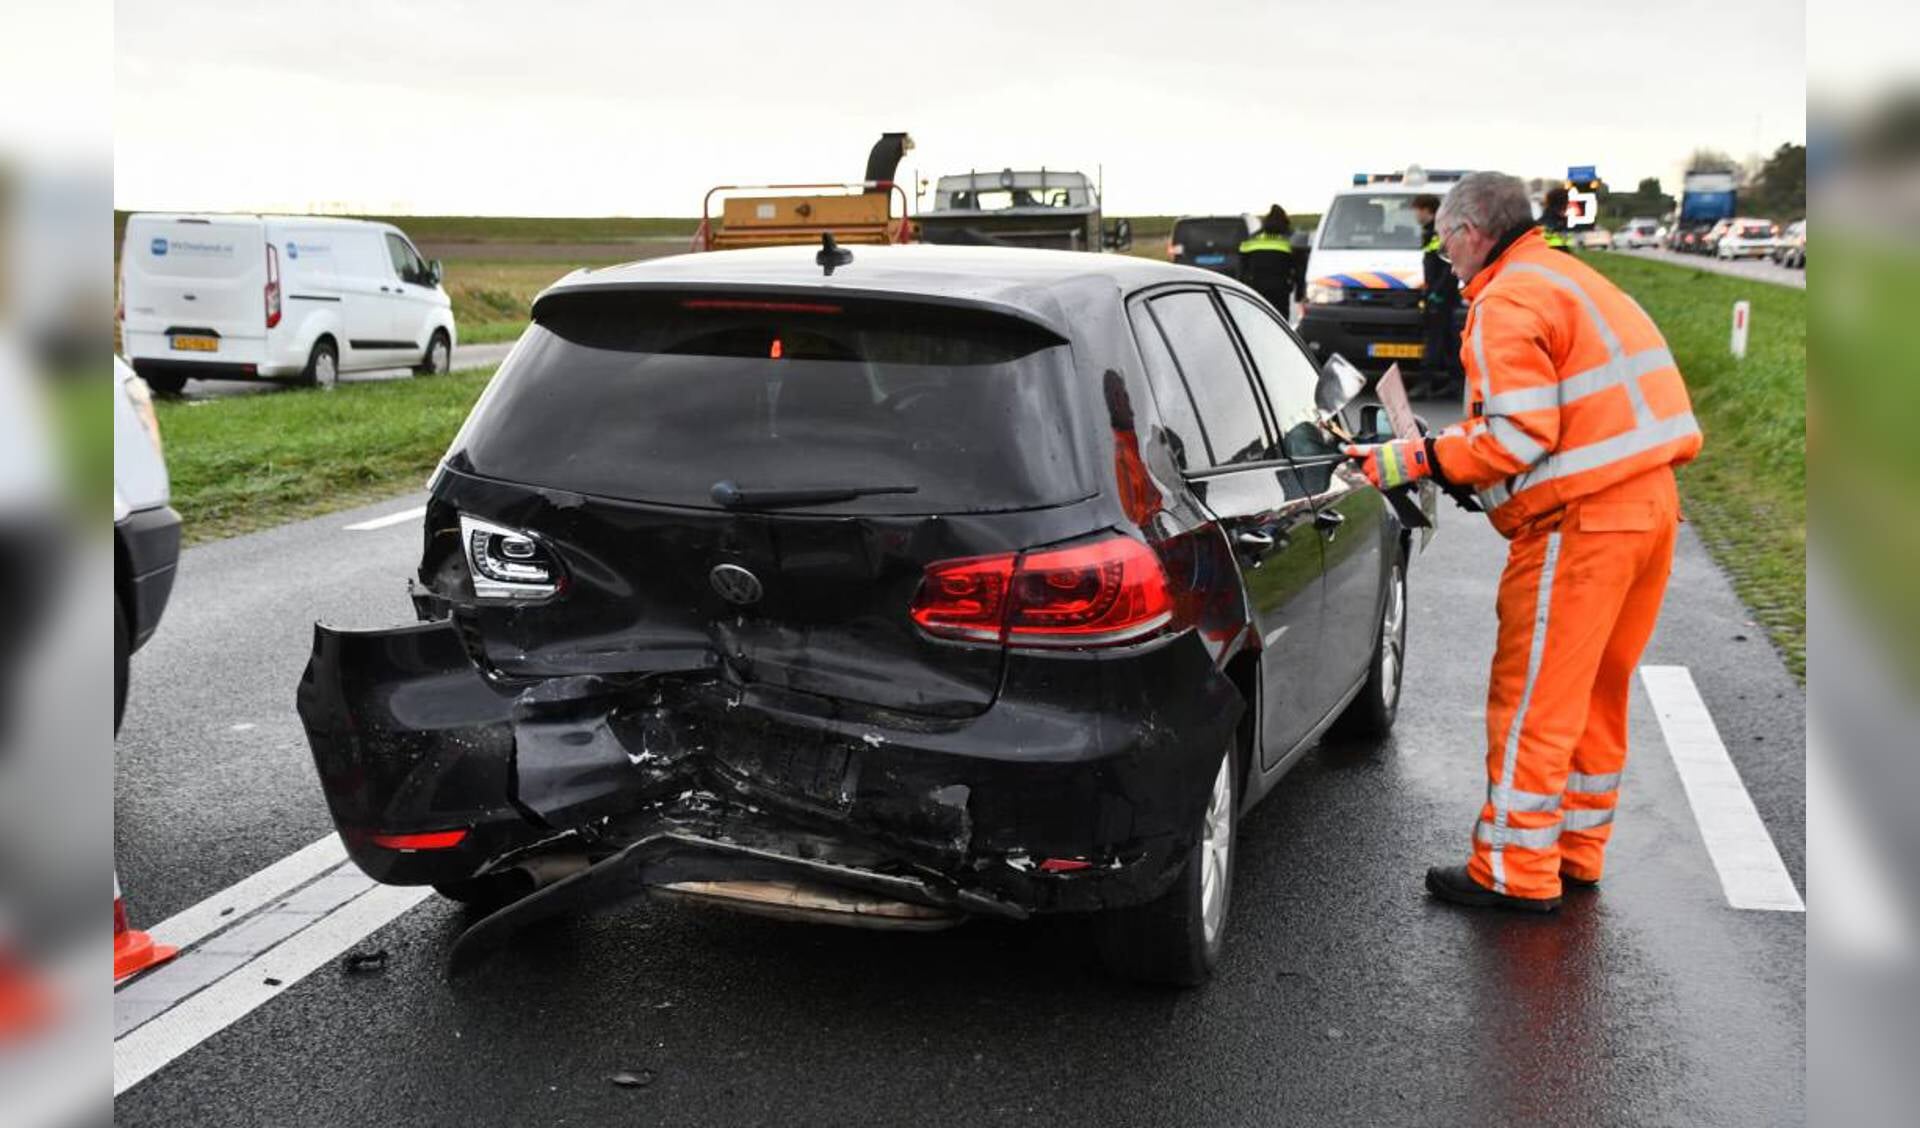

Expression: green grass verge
xmin=155 ymin=367 xmax=498 ymax=544
xmin=1585 ymin=253 xmax=1805 ymax=679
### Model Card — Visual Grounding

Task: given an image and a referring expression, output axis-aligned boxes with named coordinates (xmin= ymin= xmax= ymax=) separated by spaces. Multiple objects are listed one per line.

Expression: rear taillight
xmin=911 ymin=535 xmax=1175 ymax=648
xmin=370 ymin=829 xmax=468 ymax=851
xmin=264 ymin=244 xmax=282 ymax=328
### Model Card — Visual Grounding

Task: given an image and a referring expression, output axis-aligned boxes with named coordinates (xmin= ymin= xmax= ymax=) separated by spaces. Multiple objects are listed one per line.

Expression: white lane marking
xmin=148 ymin=834 xmax=346 ymax=951
xmin=343 ymin=505 xmax=426 ymax=531
xmin=1641 ymin=665 xmax=1805 ymax=912
xmin=114 ymin=883 xmax=433 ymax=1095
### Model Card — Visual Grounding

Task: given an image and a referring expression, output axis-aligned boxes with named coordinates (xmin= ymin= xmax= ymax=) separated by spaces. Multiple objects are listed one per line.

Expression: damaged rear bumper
xmin=295 ymin=617 xmax=1241 ymax=926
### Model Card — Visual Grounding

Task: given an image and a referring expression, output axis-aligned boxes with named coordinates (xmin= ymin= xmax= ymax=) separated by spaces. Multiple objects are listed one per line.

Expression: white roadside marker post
xmin=1730 ymin=300 xmax=1750 ymax=359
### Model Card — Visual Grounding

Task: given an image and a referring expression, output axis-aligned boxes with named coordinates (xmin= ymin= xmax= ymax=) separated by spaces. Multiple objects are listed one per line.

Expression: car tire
xmin=301 ymin=338 xmax=339 ymax=388
xmin=1093 ymin=743 xmax=1237 ymax=987
xmin=115 ymin=596 xmax=130 ymax=734
xmin=415 ymin=329 xmax=451 ymax=376
xmin=142 ymin=370 xmax=187 ymax=396
xmin=1331 ymin=553 xmax=1407 ymax=738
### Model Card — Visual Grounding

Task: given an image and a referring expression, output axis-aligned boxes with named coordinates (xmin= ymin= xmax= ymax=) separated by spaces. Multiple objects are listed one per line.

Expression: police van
xmin=1295 ymin=168 xmax=1469 ymax=377
xmin=119 ymin=214 xmax=457 ymax=394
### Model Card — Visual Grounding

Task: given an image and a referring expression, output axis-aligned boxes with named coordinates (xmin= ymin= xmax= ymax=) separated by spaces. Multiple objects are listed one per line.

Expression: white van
xmin=119 ymin=213 xmax=457 ymax=393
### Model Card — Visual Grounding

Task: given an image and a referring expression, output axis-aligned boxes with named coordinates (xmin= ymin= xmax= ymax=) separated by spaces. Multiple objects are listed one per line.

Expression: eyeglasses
xmin=1435 ymin=222 xmax=1471 ymax=264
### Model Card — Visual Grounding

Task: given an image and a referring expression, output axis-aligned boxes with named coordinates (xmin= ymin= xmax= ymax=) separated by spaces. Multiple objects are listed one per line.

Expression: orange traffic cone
xmin=113 ymin=872 xmax=176 ymax=983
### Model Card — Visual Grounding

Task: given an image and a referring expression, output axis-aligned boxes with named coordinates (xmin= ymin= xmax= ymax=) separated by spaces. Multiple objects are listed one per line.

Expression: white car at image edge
xmin=114 ymin=356 xmax=180 ymax=729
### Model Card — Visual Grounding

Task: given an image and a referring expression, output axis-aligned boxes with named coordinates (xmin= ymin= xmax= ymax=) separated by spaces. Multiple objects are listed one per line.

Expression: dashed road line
xmin=343 ymin=505 xmax=426 ymax=531
xmin=148 ymin=834 xmax=346 ymax=951
xmin=115 ymin=880 xmax=432 ymax=1094
xmin=1641 ymin=665 xmax=1804 ymax=912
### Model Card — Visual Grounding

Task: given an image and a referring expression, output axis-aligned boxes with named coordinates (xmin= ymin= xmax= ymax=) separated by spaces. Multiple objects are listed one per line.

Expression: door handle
xmin=1237 ymin=530 xmax=1276 ymax=551
xmin=1314 ymin=509 xmax=1346 ymax=536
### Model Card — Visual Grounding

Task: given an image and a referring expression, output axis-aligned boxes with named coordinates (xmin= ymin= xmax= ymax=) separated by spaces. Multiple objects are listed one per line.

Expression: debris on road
xmin=343 ymin=950 xmax=390 ymax=975
xmin=609 ymin=1069 xmax=655 ymax=1089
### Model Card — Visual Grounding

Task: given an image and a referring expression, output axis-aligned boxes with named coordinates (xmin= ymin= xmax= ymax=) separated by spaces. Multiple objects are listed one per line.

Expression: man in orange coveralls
xmin=1342 ymin=171 xmax=1703 ymax=912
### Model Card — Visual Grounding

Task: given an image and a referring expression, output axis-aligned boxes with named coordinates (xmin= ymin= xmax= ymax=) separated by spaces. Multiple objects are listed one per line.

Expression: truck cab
xmin=1295 ymin=169 xmax=1468 ymax=375
xmin=915 ymin=169 xmax=1131 ymax=252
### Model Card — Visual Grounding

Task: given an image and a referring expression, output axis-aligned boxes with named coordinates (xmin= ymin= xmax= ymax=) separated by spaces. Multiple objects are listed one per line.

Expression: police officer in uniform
xmin=1413 ymin=193 xmax=1463 ymax=398
xmin=1238 ymin=205 xmax=1304 ymax=319
xmin=1540 ymin=185 xmax=1575 ymax=253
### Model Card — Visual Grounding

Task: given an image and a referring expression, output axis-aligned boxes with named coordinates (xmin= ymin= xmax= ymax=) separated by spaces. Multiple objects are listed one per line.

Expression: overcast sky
xmin=115 ymin=0 xmax=1806 ymax=218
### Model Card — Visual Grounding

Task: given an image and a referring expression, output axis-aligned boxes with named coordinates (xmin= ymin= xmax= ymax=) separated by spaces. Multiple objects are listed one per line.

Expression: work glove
xmin=1342 ymin=439 xmax=1432 ymax=491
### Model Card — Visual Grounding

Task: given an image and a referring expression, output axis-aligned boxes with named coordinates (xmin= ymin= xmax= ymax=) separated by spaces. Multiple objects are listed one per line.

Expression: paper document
xmin=1376 ymin=363 xmax=1421 ymax=442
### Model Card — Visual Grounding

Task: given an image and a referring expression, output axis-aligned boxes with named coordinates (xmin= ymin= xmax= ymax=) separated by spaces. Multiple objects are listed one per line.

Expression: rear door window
xmin=1128 ymin=300 xmax=1210 ymax=471
xmin=1145 ymin=290 xmax=1272 ymax=467
xmin=453 ymin=293 xmax=1092 ymax=514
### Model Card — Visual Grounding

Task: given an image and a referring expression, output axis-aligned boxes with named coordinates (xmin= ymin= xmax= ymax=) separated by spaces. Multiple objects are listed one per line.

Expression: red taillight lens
xmin=370 ymin=829 xmax=468 ymax=851
xmin=264 ymin=244 xmax=282 ymax=328
xmin=909 ymin=554 xmax=1014 ymax=643
xmin=911 ymin=536 xmax=1175 ymax=649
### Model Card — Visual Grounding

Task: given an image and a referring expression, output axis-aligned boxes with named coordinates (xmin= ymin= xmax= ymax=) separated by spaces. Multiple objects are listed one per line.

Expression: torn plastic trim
xmin=447 ymin=829 xmax=1028 ymax=977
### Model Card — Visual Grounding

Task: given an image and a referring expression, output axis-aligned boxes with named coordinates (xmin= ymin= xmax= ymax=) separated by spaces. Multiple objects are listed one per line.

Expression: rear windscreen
xmin=453 ymin=293 xmax=1093 ymax=513
xmin=1174 ymin=219 xmax=1248 ymax=249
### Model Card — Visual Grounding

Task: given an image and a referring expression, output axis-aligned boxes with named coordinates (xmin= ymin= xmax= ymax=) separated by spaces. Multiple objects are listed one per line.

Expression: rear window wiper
xmin=710 ymin=480 xmax=919 ymax=509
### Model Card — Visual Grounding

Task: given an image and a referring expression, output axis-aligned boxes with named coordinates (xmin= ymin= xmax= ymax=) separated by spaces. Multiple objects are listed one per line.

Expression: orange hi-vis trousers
xmin=1467 ymin=466 xmax=1681 ymax=900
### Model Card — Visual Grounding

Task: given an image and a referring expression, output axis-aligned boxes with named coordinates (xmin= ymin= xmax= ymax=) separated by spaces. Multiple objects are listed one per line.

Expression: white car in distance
xmin=1715 ymin=218 xmax=1779 ymax=260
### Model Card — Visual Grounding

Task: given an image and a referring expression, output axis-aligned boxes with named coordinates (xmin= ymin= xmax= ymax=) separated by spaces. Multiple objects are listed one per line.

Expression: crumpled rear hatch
xmin=424 ymin=289 xmax=1099 ymax=719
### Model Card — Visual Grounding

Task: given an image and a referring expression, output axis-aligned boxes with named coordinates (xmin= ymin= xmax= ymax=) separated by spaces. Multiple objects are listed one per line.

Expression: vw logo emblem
xmin=709 ymin=563 xmax=764 ymax=606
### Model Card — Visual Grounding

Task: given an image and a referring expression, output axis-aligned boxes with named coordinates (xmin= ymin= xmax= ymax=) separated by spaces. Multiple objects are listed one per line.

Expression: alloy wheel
xmin=1199 ymin=752 xmax=1234 ymax=945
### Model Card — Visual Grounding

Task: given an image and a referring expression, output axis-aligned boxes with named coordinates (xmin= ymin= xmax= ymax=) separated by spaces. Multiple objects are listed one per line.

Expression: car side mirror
xmin=428 ymin=259 xmax=443 ymax=286
xmin=1357 ymin=404 xmax=1391 ymax=442
xmin=1104 ymin=218 xmax=1132 ymax=252
xmin=1316 ymin=353 xmax=1368 ymax=420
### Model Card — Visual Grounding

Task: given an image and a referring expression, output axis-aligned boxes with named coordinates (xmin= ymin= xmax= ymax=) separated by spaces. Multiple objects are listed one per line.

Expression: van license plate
xmin=1368 ymin=342 xmax=1423 ymax=359
xmin=1195 ymin=254 xmax=1226 ymax=266
xmin=170 ymin=335 xmax=219 ymax=353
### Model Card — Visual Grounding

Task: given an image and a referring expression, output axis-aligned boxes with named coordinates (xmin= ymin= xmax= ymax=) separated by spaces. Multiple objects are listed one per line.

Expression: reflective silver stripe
xmin=1504 ymin=261 xmax=1659 ymax=427
xmin=1482 ymin=346 xmax=1678 ymax=416
xmin=1488 ymin=531 xmax=1562 ymax=892
xmin=1478 ymin=480 xmax=1511 ymax=509
xmin=1490 ymin=783 xmax=1562 ymax=814
xmin=1476 ymin=819 xmax=1562 ymax=851
xmin=1566 ymin=770 xmax=1622 ymax=793
xmin=1563 ymin=807 xmax=1617 ymax=832
xmin=1471 ymin=308 xmax=1492 ymax=408
xmin=1487 ymin=415 xmax=1546 ymax=467
xmin=1502 ymin=411 xmax=1700 ymax=497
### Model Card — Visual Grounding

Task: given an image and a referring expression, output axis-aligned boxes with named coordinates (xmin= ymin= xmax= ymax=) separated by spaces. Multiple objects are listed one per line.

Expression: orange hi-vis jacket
xmin=1430 ymin=228 xmax=1703 ymax=537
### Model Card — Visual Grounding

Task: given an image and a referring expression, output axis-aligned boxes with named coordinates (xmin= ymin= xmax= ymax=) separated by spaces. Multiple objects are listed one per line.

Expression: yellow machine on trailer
xmin=692 ymin=133 xmax=917 ymax=252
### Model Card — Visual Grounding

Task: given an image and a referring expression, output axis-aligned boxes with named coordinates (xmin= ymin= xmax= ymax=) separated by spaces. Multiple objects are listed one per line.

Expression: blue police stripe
xmin=1378 ymin=273 xmax=1411 ymax=290
xmin=1332 ymin=273 xmax=1368 ymax=289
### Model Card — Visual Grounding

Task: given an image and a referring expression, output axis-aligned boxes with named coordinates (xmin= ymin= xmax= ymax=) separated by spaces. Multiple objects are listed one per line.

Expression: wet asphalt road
xmin=113 ymin=394 xmax=1805 ymax=1125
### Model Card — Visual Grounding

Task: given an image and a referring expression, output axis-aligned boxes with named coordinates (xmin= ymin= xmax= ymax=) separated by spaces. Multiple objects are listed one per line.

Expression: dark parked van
xmin=1167 ymin=214 xmax=1258 ymax=275
xmin=296 ymin=244 xmax=1420 ymax=985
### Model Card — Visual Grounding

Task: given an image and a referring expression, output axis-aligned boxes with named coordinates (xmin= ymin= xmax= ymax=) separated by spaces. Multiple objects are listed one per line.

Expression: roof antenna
xmin=817 ymin=232 xmax=853 ymax=275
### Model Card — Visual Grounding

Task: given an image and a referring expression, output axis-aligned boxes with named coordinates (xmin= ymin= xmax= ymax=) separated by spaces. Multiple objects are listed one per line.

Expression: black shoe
xmin=1561 ymin=871 xmax=1600 ymax=889
xmin=1424 ymin=865 xmax=1560 ymax=913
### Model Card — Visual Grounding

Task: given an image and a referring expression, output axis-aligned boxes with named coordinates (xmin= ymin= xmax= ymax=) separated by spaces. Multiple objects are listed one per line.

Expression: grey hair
xmin=1436 ymin=172 xmax=1534 ymax=236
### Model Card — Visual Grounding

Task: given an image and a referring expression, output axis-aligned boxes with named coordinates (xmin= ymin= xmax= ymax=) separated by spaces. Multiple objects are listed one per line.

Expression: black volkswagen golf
xmin=296 ymin=244 xmax=1421 ymax=985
